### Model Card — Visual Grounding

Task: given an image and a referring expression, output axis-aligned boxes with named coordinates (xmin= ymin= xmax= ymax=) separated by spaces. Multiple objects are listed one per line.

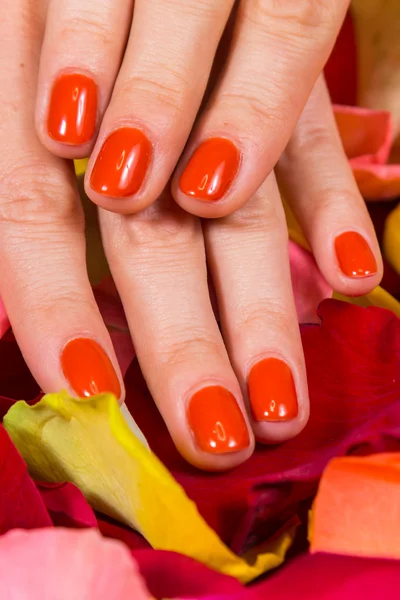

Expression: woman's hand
xmin=0 ymin=0 xmax=382 ymax=471
xmin=35 ymin=0 xmax=350 ymax=218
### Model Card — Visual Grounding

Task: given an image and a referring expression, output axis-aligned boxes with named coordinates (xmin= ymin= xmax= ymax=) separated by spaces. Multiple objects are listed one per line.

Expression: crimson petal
xmin=0 ymin=425 xmax=51 ymax=533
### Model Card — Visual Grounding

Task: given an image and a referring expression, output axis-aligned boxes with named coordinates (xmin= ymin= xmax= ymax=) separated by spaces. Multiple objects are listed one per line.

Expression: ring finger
xmin=204 ymin=174 xmax=309 ymax=442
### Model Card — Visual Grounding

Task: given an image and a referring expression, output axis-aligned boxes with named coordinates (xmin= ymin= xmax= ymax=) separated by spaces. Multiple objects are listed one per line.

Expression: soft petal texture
xmin=38 ymin=482 xmax=97 ymax=529
xmin=0 ymin=425 xmax=51 ymax=533
xmin=122 ymin=300 xmax=400 ymax=555
xmin=212 ymin=553 xmax=400 ymax=600
xmin=3 ymin=392 xmax=295 ymax=583
xmin=289 ymin=241 xmax=332 ymax=323
xmin=352 ymin=0 xmax=400 ymax=143
xmin=133 ymin=549 xmax=243 ymax=599
xmin=0 ymin=528 xmax=151 ymax=600
xmin=334 ymin=106 xmax=400 ymax=199
xmin=310 ymin=453 xmax=400 ymax=560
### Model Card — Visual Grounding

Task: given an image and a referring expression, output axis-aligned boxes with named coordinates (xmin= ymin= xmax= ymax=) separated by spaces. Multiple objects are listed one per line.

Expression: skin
xmin=0 ymin=0 xmax=382 ymax=471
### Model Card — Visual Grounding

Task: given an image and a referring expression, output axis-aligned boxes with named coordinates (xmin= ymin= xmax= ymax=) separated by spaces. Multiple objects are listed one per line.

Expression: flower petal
xmin=38 ymin=481 xmax=97 ymax=529
xmin=3 ymin=392 xmax=295 ymax=583
xmin=0 ymin=425 xmax=51 ymax=533
xmin=124 ymin=300 xmax=400 ymax=555
xmin=0 ymin=528 xmax=151 ymax=600
xmin=310 ymin=453 xmax=400 ymax=560
xmin=0 ymin=296 xmax=9 ymax=340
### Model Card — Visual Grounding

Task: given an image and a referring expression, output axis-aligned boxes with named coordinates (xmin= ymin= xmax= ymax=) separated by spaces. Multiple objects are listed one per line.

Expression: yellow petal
xmin=383 ymin=202 xmax=400 ymax=275
xmin=3 ymin=392 xmax=295 ymax=583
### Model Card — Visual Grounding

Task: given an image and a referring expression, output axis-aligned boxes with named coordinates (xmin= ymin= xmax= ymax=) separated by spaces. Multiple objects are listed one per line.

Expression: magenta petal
xmin=0 ymin=425 xmax=51 ymax=533
xmin=38 ymin=482 xmax=97 ymax=529
xmin=289 ymin=241 xmax=332 ymax=324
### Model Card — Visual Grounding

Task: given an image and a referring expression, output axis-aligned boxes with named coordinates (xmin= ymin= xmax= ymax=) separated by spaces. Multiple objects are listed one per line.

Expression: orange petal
xmin=310 ymin=453 xmax=400 ymax=560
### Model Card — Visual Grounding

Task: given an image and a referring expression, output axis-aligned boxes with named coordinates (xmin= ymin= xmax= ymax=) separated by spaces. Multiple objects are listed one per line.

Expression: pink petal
xmin=0 ymin=528 xmax=151 ymax=600
xmin=289 ymin=241 xmax=332 ymax=324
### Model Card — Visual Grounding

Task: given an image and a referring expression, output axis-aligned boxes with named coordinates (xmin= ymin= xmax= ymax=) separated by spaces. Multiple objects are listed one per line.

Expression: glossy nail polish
xmin=248 ymin=358 xmax=298 ymax=422
xmin=187 ymin=386 xmax=250 ymax=453
xmin=90 ymin=127 xmax=152 ymax=197
xmin=335 ymin=232 xmax=378 ymax=278
xmin=61 ymin=338 xmax=121 ymax=399
xmin=179 ymin=138 xmax=240 ymax=202
xmin=47 ymin=74 xmax=97 ymax=144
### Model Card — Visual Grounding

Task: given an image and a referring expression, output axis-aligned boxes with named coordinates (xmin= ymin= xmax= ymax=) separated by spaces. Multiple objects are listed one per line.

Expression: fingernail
xmin=187 ymin=386 xmax=250 ymax=454
xmin=90 ymin=127 xmax=152 ymax=197
xmin=47 ymin=74 xmax=98 ymax=144
xmin=61 ymin=338 xmax=121 ymax=399
xmin=248 ymin=358 xmax=298 ymax=422
xmin=335 ymin=232 xmax=378 ymax=278
xmin=179 ymin=138 xmax=240 ymax=202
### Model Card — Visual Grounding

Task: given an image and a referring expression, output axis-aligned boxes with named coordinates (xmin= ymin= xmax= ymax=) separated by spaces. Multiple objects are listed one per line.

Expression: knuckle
xmin=59 ymin=12 xmax=114 ymax=47
xmin=163 ymin=0 xmax=227 ymax=19
xmin=119 ymin=198 xmax=199 ymax=252
xmin=158 ymin=333 xmax=224 ymax=369
xmin=220 ymin=194 xmax=285 ymax=235
xmin=0 ymin=164 xmax=81 ymax=230
xmin=118 ymin=71 xmax=188 ymax=119
xmin=220 ymin=89 xmax=289 ymax=137
xmin=246 ymin=0 xmax=339 ymax=32
xmin=240 ymin=302 xmax=295 ymax=339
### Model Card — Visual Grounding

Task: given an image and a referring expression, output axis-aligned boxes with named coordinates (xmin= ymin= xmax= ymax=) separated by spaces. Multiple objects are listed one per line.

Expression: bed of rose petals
xmin=2 ymin=4 xmax=400 ymax=599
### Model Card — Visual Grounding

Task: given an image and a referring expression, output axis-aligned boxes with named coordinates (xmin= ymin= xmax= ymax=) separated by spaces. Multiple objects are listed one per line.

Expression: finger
xmin=172 ymin=0 xmax=349 ymax=218
xmin=276 ymin=76 xmax=382 ymax=296
xmin=84 ymin=0 xmax=234 ymax=214
xmin=36 ymin=0 xmax=134 ymax=158
xmin=100 ymin=194 xmax=254 ymax=470
xmin=0 ymin=0 xmax=123 ymax=401
xmin=203 ymin=173 xmax=309 ymax=442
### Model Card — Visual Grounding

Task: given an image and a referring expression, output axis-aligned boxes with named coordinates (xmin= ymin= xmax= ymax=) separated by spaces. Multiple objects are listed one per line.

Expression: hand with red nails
xmin=0 ymin=0 xmax=383 ymax=471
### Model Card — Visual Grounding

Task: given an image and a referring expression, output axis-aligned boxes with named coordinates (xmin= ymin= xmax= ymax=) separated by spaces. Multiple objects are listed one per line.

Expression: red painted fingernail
xmin=90 ymin=127 xmax=152 ymax=197
xmin=47 ymin=74 xmax=97 ymax=144
xmin=248 ymin=358 xmax=298 ymax=422
xmin=187 ymin=386 xmax=250 ymax=453
xmin=61 ymin=338 xmax=121 ymax=399
xmin=335 ymin=232 xmax=378 ymax=278
xmin=179 ymin=138 xmax=240 ymax=202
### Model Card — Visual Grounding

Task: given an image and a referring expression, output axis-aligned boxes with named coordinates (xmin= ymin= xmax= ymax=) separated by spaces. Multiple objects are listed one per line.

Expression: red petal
xmin=0 ymin=425 xmax=51 ymax=532
xmin=243 ymin=553 xmax=400 ymax=600
xmin=38 ymin=481 xmax=97 ymax=529
xmin=324 ymin=11 xmax=357 ymax=106
xmin=125 ymin=300 xmax=400 ymax=554
xmin=132 ymin=549 xmax=243 ymax=599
